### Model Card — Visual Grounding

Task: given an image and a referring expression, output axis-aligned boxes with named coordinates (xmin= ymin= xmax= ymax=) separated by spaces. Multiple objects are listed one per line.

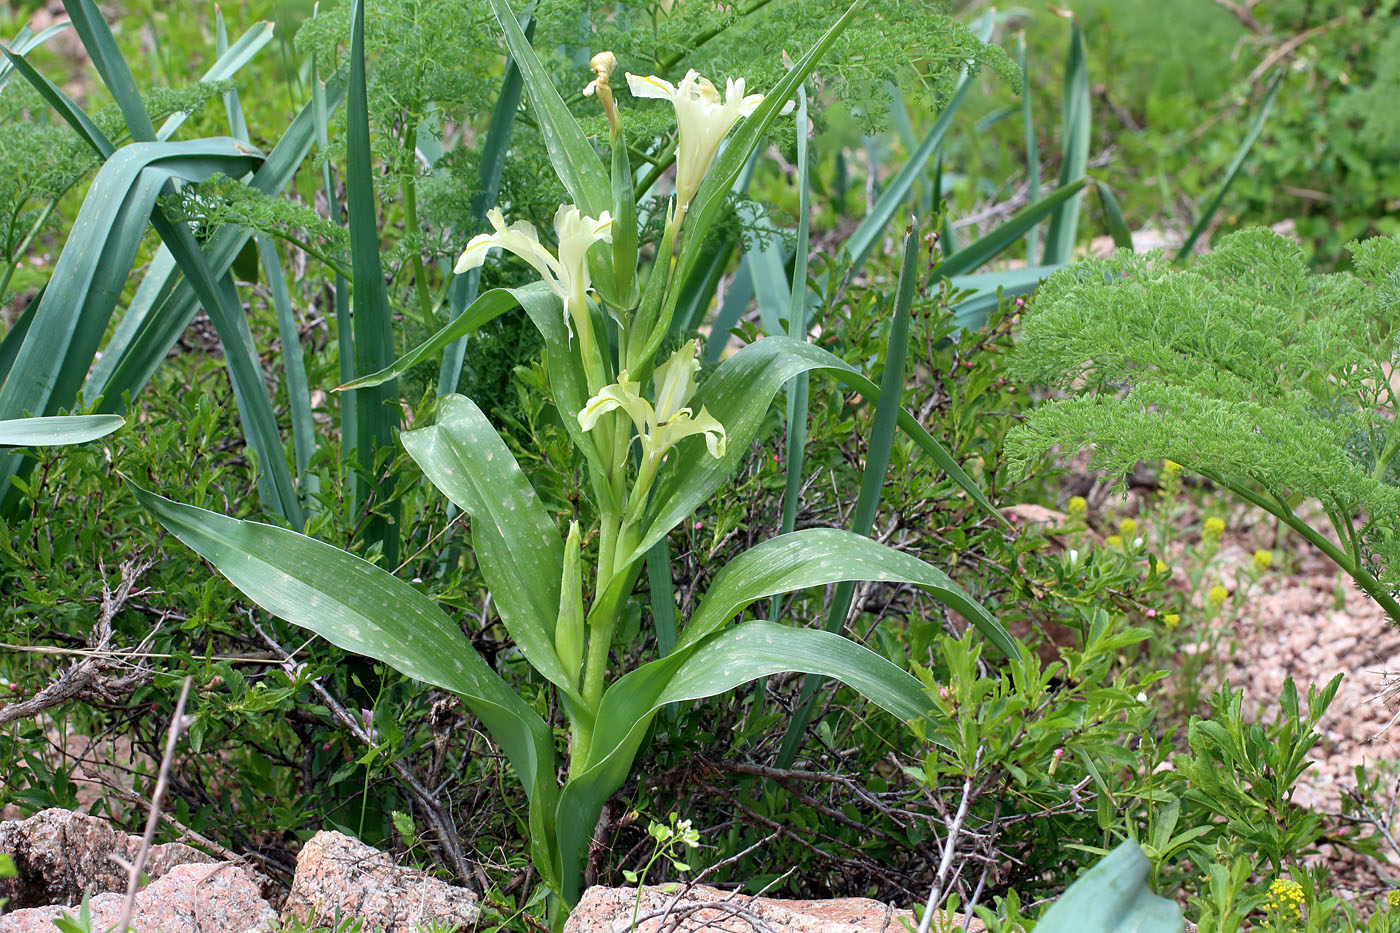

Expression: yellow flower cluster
xmin=1162 ymin=460 xmax=1182 ymax=477
xmin=1067 ymin=496 xmax=1088 ymax=519
xmin=1106 ymin=534 xmax=1123 ymax=549
xmin=1119 ymin=517 xmax=1139 ymax=538
xmin=1266 ymin=878 xmax=1305 ymax=921
xmin=1253 ymin=549 xmax=1273 ymax=572
xmin=1208 ymin=584 xmax=1229 ymax=608
xmin=1203 ymin=516 xmax=1226 ymax=544
xmin=1388 ymin=889 xmax=1400 ymax=909
xmin=1164 ymin=613 xmax=1181 ymax=630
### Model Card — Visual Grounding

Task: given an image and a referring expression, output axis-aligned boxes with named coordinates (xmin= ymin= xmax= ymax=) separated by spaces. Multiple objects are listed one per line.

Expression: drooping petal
xmin=650 ymin=404 xmax=726 ymax=460
xmin=652 ymin=339 xmax=700 ymax=422
xmin=626 ymin=73 xmax=677 ymax=101
xmin=454 ymin=233 xmax=497 ymax=274
xmin=578 ymin=372 xmax=653 ymax=438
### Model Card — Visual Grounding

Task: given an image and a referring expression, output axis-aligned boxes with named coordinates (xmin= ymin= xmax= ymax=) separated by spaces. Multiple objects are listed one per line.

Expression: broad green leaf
xmin=1176 ymin=71 xmax=1282 ymax=262
xmin=1040 ymin=14 xmax=1090 ymax=265
xmin=128 ymin=483 xmax=561 ymax=815
xmin=0 ymin=21 xmax=68 ymax=94
xmin=0 ymin=415 xmax=123 ymax=447
xmin=347 ymin=0 xmax=399 ymax=565
xmin=402 ymin=395 xmax=575 ymax=698
xmin=483 ymin=0 xmax=610 ymax=219
xmin=680 ymin=528 xmax=1013 ymax=657
xmin=1034 ymin=840 xmax=1183 ymax=932
xmin=632 ymin=335 xmax=999 ymax=566
xmin=554 ymin=620 xmax=932 ymax=904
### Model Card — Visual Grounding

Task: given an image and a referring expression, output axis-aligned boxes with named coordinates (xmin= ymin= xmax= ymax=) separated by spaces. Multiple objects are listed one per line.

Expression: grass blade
xmin=1040 ymin=12 xmax=1089 ymax=265
xmin=1095 ymin=181 xmax=1134 ymax=251
xmin=931 ymin=178 xmax=1087 ymax=280
xmin=1019 ymin=31 xmax=1042 ymax=261
xmin=1175 ymin=70 xmax=1282 ymax=261
xmin=347 ymin=0 xmax=400 ymax=565
xmin=61 ymin=0 xmax=156 ymax=140
xmin=775 ymin=220 xmax=921 ymax=767
xmin=156 ymin=18 xmax=273 ymax=140
xmin=258 ymin=236 xmax=317 ymax=484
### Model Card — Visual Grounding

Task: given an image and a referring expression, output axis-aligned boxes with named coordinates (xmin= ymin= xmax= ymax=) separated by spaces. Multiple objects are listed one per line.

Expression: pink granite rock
xmin=562 ymin=884 xmax=985 ymax=933
xmin=0 ymin=808 xmax=212 ymax=910
xmin=282 ymin=830 xmax=479 ymax=932
xmin=0 ymin=862 xmax=275 ymax=933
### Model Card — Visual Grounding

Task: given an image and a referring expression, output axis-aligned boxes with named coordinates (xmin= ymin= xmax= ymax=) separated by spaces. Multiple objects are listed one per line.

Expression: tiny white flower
xmin=625 ymin=69 xmax=790 ymax=212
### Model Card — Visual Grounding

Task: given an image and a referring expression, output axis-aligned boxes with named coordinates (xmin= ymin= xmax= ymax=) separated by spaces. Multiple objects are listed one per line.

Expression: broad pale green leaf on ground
xmin=484 ymin=0 xmax=609 ymax=218
xmin=0 ymin=415 xmax=123 ymax=447
xmin=631 ymin=336 xmax=999 ymax=566
xmin=1034 ymin=840 xmax=1183 ymax=932
xmin=554 ymin=620 xmax=933 ymax=904
xmin=680 ymin=528 xmax=1014 ymax=657
xmin=128 ymin=484 xmax=558 ymax=805
xmin=402 ymin=395 xmax=575 ymax=697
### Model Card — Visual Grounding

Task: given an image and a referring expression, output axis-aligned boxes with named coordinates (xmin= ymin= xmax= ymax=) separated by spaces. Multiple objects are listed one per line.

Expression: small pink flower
xmin=694 ymin=521 xmax=703 ymax=531
xmin=962 ymin=360 xmax=974 ymax=370
xmin=1146 ymin=609 xmax=1157 ymax=618
xmin=1014 ymin=297 xmax=1025 ymax=307
xmin=322 ymin=742 xmax=332 ymax=752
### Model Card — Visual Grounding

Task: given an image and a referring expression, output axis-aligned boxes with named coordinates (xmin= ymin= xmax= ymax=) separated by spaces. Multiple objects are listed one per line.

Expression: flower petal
xmin=626 ymin=73 xmax=677 ymax=101
xmin=454 ymin=233 xmax=496 ymax=274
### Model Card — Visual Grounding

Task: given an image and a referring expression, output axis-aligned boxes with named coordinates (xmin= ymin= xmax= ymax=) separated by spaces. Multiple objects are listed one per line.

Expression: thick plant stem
xmin=1210 ymin=471 xmax=1400 ymax=625
xmin=399 ymin=157 xmax=436 ymax=333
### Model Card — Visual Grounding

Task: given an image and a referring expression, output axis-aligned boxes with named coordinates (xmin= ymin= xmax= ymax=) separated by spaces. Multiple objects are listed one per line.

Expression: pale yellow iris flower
xmin=454 ymin=204 xmax=613 ymax=337
xmin=625 ymin=69 xmax=788 ymax=212
xmin=578 ymin=339 xmax=726 ymax=464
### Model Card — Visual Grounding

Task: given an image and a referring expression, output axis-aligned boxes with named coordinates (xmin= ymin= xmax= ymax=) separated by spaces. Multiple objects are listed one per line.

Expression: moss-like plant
xmin=1006 ymin=228 xmax=1400 ymax=622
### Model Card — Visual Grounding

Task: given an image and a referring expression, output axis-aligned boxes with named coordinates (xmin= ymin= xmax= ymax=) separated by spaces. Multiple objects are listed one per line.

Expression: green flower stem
xmin=581 ymin=581 xmax=624 ymax=712
xmin=398 ymin=145 xmax=436 ymax=334
xmin=1207 ymin=470 xmax=1400 ymax=624
xmin=0 ymin=198 xmax=57 ymax=300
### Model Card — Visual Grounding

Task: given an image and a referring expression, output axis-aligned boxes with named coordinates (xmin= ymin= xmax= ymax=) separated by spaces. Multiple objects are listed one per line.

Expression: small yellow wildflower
xmin=1208 ymin=584 xmax=1228 ymax=608
xmin=1265 ymin=878 xmax=1305 ymax=921
xmin=1203 ymin=516 xmax=1226 ymax=542
xmin=1106 ymin=534 xmax=1123 ymax=549
xmin=1067 ymin=496 xmax=1088 ymax=519
xmin=1253 ymin=549 xmax=1273 ymax=572
xmin=1164 ymin=613 xmax=1180 ymax=630
xmin=1388 ymin=889 xmax=1400 ymax=909
xmin=1119 ymin=517 xmax=1139 ymax=538
xmin=1162 ymin=460 xmax=1182 ymax=477
xmin=1153 ymin=559 xmax=1170 ymax=577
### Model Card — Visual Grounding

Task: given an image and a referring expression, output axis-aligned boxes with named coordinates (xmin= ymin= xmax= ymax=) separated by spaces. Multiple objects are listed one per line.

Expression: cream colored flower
xmin=578 ymin=340 xmax=726 ymax=461
xmin=454 ymin=205 xmax=613 ymax=334
xmin=625 ymin=69 xmax=788 ymax=212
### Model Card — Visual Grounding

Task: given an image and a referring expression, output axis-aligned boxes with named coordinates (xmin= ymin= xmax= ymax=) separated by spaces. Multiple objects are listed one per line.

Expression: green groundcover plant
xmin=133 ymin=0 xmax=1016 ymax=914
xmin=1006 ymin=228 xmax=1400 ymax=625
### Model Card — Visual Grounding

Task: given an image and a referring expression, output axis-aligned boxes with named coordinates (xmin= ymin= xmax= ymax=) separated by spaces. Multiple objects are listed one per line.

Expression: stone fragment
xmin=562 ymin=883 xmax=985 ymax=933
xmin=0 ymin=808 xmax=211 ymax=910
xmin=282 ymin=830 xmax=479 ymax=933
xmin=0 ymin=862 xmax=275 ymax=933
